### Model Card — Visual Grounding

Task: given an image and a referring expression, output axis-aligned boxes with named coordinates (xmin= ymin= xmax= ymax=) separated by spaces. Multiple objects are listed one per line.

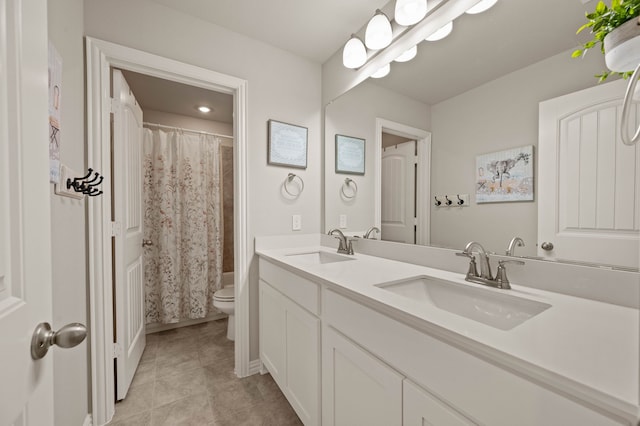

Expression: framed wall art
xmin=476 ymin=145 xmax=534 ymax=203
xmin=267 ymin=119 xmax=308 ymax=169
xmin=335 ymin=134 xmax=365 ymax=175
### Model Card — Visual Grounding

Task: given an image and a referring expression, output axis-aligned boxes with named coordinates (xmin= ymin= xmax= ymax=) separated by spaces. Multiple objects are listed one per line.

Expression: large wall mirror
xmin=324 ymin=0 xmax=640 ymax=269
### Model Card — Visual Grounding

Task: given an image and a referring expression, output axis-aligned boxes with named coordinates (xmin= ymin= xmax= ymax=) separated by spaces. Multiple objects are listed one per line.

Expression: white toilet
xmin=213 ymin=285 xmax=235 ymax=340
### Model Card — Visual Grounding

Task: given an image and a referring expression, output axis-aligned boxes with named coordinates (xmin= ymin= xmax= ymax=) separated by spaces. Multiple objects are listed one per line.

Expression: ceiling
xmin=129 ymin=0 xmax=598 ymax=116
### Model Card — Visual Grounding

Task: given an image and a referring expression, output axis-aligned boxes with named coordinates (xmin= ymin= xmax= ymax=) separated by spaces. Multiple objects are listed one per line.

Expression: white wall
xmin=84 ymin=0 xmax=323 ymax=361
xmin=325 ymin=80 xmax=430 ymax=233
xmin=430 ymin=49 xmax=608 ymax=255
xmin=48 ymin=1 xmax=89 ymax=424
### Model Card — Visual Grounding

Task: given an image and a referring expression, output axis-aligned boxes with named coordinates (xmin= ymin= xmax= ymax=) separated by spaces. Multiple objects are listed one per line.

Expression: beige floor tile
xmin=112 ymin=382 xmax=155 ymax=422
xmin=150 ymin=392 xmax=215 ymax=426
xmin=108 ymin=410 xmax=152 ymax=426
xmin=113 ymin=320 xmax=300 ymax=426
xmin=153 ymin=367 xmax=208 ymax=408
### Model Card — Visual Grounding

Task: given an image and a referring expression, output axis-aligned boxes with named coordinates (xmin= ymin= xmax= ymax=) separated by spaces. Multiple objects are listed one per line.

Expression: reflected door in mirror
xmin=382 ymin=141 xmax=416 ymax=244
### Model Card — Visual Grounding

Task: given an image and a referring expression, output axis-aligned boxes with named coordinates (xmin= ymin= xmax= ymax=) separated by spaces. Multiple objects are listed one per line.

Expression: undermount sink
xmin=376 ymin=276 xmax=550 ymax=330
xmin=285 ymin=251 xmax=355 ymax=265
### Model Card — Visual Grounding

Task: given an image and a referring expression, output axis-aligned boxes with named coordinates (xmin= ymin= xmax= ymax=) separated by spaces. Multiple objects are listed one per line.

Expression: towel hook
xmin=283 ymin=173 xmax=304 ymax=197
xmin=66 ymin=168 xmax=104 ymax=197
xmin=341 ymin=178 xmax=358 ymax=199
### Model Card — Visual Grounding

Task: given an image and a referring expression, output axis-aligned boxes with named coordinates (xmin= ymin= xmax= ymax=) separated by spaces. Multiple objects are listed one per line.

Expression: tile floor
xmin=109 ymin=318 xmax=303 ymax=426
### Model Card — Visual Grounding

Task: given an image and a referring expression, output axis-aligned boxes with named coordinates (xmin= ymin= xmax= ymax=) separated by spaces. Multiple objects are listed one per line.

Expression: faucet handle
xmin=455 ymin=251 xmax=474 ymax=259
xmin=495 ymin=260 xmax=524 ymax=289
xmin=456 ymin=252 xmax=479 ymax=278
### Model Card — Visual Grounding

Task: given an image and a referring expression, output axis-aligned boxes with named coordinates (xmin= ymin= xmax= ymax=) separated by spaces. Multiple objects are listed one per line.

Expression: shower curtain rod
xmin=143 ymin=122 xmax=234 ymax=140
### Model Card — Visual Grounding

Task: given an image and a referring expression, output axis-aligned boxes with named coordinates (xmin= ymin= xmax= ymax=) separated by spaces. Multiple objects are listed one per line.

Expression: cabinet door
xmin=259 ymin=279 xmax=286 ymax=381
xmin=286 ymin=300 xmax=320 ymax=425
xmin=403 ymin=380 xmax=473 ymax=426
xmin=323 ymin=326 xmax=403 ymax=426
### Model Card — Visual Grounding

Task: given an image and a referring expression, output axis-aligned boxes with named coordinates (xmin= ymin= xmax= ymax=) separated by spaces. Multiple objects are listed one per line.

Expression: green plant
xmin=572 ymin=0 xmax=640 ymax=82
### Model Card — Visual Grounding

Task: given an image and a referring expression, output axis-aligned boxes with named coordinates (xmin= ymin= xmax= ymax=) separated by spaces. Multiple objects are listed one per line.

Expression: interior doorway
xmin=86 ymin=38 xmax=249 ymax=426
xmin=375 ymin=118 xmax=431 ymax=245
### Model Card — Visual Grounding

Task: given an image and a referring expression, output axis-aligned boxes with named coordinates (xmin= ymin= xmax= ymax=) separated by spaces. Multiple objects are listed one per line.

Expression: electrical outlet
xmin=292 ymin=214 xmax=302 ymax=231
xmin=339 ymin=214 xmax=347 ymax=229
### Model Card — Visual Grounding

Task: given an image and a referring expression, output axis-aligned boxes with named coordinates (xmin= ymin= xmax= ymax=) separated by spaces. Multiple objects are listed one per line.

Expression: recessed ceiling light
xmin=198 ymin=106 xmax=211 ymax=113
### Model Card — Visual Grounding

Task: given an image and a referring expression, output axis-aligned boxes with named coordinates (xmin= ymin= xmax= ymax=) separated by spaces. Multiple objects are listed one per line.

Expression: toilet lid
xmin=214 ymin=286 xmax=234 ymax=300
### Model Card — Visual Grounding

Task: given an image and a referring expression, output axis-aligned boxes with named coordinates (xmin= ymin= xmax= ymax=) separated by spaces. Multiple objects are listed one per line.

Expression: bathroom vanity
xmin=256 ymin=235 xmax=639 ymax=426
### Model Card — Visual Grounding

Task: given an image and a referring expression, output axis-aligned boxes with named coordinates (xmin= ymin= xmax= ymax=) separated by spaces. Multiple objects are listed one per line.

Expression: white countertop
xmin=256 ymin=243 xmax=639 ymax=419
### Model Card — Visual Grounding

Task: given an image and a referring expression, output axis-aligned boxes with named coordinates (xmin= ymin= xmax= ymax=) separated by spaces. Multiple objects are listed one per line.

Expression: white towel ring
xmin=284 ymin=173 xmax=304 ymax=197
xmin=341 ymin=178 xmax=358 ymax=199
xmin=621 ymin=62 xmax=640 ymax=146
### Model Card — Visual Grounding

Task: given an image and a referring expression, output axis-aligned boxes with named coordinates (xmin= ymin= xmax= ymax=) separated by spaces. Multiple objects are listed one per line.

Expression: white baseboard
xmin=83 ymin=414 xmax=92 ymax=426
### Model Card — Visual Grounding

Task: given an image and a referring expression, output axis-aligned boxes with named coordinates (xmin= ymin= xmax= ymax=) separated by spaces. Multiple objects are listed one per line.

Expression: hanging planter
xmin=574 ymin=0 xmax=640 ymax=144
xmin=604 ymin=15 xmax=640 ymax=72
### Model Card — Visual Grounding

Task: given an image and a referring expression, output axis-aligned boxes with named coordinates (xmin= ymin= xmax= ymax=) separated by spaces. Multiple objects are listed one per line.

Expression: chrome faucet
xmin=506 ymin=237 xmax=525 ymax=256
xmin=328 ymin=229 xmax=354 ymax=255
xmin=456 ymin=241 xmax=524 ymax=289
xmin=363 ymin=226 xmax=380 ymax=239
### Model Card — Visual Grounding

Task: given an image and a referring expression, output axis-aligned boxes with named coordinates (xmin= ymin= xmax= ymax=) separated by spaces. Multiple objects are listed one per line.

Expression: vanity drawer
xmin=259 ymin=258 xmax=320 ymax=315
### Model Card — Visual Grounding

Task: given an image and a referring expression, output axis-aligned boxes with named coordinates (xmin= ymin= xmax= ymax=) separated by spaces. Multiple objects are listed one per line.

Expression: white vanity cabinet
xmin=259 ymin=259 xmax=320 ymax=426
xmin=403 ymin=380 xmax=474 ymax=426
xmin=322 ymin=326 xmax=403 ymax=426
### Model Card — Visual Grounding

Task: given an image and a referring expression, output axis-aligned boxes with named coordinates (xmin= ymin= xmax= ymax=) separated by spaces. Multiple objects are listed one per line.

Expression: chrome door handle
xmin=142 ymin=239 xmax=153 ymax=247
xmin=541 ymin=242 xmax=554 ymax=251
xmin=31 ymin=322 xmax=87 ymax=360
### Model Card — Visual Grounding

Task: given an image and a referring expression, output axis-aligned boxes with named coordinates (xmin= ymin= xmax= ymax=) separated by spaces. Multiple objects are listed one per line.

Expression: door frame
xmin=86 ymin=37 xmax=250 ymax=425
xmin=375 ymin=118 xmax=431 ymax=245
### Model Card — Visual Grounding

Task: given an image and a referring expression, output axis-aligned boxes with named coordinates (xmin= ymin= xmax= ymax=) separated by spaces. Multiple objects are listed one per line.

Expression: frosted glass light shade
xmin=394 ymin=45 xmax=417 ymax=62
xmin=394 ymin=0 xmax=428 ymax=26
xmin=466 ymin=0 xmax=497 ymax=14
xmin=343 ymin=36 xmax=367 ymax=69
xmin=371 ymin=64 xmax=390 ymax=79
xmin=425 ymin=21 xmax=453 ymax=41
xmin=365 ymin=11 xmax=393 ymax=50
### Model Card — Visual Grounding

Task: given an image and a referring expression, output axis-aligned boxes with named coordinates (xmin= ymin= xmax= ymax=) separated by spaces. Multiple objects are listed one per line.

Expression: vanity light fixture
xmin=371 ymin=63 xmax=391 ymax=78
xmin=425 ymin=21 xmax=453 ymax=41
xmin=394 ymin=45 xmax=418 ymax=62
xmin=394 ymin=0 xmax=428 ymax=26
xmin=197 ymin=106 xmax=211 ymax=113
xmin=365 ymin=10 xmax=393 ymax=50
xmin=343 ymin=35 xmax=367 ymax=69
xmin=465 ymin=0 xmax=498 ymax=15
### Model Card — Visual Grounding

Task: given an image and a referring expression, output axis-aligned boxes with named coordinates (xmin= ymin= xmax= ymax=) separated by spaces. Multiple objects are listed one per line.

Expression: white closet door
xmin=113 ymin=69 xmax=146 ymax=400
xmin=381 ymin=141 xmax=416 ymax=244
xmin=538 ymin=78 xmax=639 ymax=268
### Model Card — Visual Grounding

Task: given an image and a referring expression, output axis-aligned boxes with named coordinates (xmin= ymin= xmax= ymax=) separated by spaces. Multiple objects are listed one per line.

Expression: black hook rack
xmin=66 ymin=168 xmax=103 ymax=197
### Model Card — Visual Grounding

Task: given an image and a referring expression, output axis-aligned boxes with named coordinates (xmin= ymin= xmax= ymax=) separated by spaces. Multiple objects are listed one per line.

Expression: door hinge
xmin=113 ymin=342 xmax=123 ymax=358
xmin=110 ymin=97 xmax=120 ymax=114
xmin=414 ymin=217 xmax=418 ymax=226
xmin=111 ymin=221 xmax=122 ymax=237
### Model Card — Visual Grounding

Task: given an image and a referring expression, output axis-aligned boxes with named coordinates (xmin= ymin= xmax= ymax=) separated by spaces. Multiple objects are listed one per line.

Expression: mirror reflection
xmin=324 ymin=0 xmax=640 ymax=269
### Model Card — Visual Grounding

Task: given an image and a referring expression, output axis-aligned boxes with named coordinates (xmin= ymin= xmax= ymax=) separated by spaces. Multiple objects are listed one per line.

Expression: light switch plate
xmin=339 ymin=214 xmax=347 ymax=229
xmin=54 ymin=164 xmax=84 ymax=200
xmin=292 ymin=214 xmax=302 ymax=231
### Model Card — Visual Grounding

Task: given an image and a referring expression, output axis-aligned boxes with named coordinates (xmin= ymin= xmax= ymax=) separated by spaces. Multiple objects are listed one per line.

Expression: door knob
xmin=142 ymin=239 xmax=153 ymax=247
xmin=541 ymin=242 xmax=554 ymax=251
xmin=31 ymin=322 xmax=87 ymax=360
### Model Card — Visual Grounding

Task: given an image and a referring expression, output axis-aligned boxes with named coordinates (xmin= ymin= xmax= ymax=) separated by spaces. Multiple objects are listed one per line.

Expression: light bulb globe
xmin=342 ymin=36 xmax=367 ymax=69
xmin=365 ymin=11 xmax=393 ymax=50
xmin=425 ymin=21 xmax=453 ymax=41
xmin=466 ymin=0 xmax=497 ymax=15
xmin=394 ymin=45 xmax=417 ymax=63
xmin=395 ymin=0 xmax=428 ymax=26
xmin=371 ymin=64 xmax=390 ymax=79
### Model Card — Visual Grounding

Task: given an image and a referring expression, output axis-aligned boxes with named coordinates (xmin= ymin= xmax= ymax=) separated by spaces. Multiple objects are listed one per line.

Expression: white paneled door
xmin=539 ymin=78 xmax=640 ymax=268
xmin=112 ymin=69 xmax=146 ymax=400
xmin=381 ymin=141 xmax=417 ymax=243
xmin=0 ymin=0 xmax=55 ymax=424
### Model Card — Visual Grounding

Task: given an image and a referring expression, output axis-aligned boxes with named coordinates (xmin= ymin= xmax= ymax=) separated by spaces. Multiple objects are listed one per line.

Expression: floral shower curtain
xmin=142 ymin=128 xmax=223 ymax=324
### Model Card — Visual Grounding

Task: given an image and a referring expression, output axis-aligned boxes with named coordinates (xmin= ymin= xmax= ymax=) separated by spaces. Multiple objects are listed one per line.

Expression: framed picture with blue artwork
xmin=267 ymin=119 xmax=308 ymax=169
xmin=476 ymin=145 xmax=534 ymax=203
xmin=335 ymin=134 xmax=365 ymax=175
